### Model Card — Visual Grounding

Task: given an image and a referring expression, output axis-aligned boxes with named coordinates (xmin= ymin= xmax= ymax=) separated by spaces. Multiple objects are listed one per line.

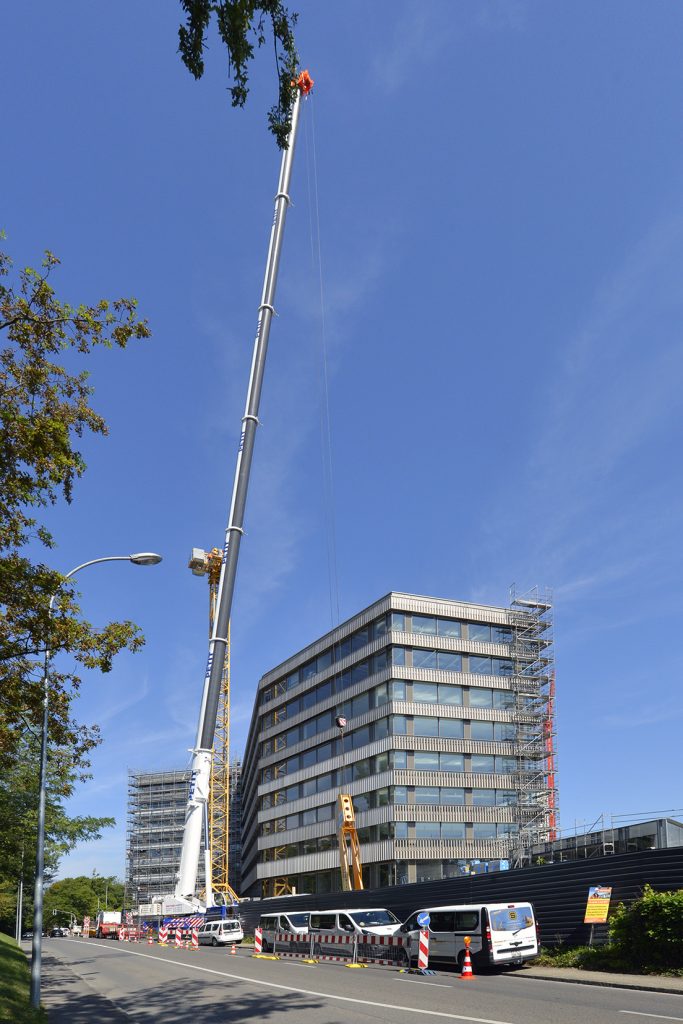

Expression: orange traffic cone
xmin=230 ymin=943 xmax=237 ymax=955
xmin=460 ymin=944 xmax=474 ymax=980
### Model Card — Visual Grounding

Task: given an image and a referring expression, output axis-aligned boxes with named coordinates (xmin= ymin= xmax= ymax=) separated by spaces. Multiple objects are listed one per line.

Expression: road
xmin=36 ymin=937 xmax=683 ymax=1024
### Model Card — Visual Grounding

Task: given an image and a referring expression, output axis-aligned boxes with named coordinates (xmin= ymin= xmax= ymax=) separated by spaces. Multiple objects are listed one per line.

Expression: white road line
xmin=76 ymin=944 xmax=518 ymax=1024
xmin=395 ymin=978 xmax=451 ymax=988
xmin=619 ymin=1013 xmax=683 ymax=1021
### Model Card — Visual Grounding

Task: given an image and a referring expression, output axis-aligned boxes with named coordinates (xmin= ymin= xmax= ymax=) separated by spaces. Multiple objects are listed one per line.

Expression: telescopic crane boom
xmin=174 ymin=71 xmax=313 ymax=908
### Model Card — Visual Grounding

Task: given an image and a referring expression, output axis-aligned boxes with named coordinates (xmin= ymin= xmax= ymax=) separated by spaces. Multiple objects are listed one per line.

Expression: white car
xmin=196 ymin=918 xmax=244 ymax=946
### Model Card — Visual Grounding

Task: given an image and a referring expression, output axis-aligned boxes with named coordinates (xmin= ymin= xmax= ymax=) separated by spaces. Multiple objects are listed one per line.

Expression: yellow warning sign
xmin=584 ymin=885 xmax=612 ymax=923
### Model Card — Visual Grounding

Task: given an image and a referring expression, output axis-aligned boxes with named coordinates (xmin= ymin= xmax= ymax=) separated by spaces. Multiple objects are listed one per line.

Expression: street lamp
xmin=30 ymin=552 xmax=162 ymax=1009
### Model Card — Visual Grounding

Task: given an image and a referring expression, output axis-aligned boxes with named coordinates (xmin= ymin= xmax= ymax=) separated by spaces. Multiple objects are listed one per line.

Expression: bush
xmin=609 ymin=885 xmax=683 ymax=971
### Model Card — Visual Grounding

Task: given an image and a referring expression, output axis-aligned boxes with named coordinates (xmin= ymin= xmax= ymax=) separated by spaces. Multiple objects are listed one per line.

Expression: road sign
xmin=416 ymin=912 xmax=430 ymax=929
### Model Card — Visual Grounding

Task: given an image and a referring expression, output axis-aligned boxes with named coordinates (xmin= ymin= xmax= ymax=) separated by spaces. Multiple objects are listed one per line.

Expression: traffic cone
xmin=460 ymin=945 xmax=474 ymax=980
xmin=147 ymin=934 xmax=153 ymax=946
xmin=230 ymin=943 xmax=237 ymax=955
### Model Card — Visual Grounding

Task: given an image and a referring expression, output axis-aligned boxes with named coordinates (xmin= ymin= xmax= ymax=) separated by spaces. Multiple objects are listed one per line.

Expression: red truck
xmin=96 ymin=911 xmax=122 ymax=938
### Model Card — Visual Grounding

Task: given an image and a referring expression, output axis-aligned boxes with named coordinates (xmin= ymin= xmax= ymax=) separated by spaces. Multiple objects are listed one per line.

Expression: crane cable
xmin=304 ymin=95 xmax=341 ymax=631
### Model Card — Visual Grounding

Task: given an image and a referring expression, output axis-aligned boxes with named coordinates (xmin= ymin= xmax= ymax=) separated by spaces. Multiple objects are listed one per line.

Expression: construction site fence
xmin=270 ymin=931 xmax=407 ymax=966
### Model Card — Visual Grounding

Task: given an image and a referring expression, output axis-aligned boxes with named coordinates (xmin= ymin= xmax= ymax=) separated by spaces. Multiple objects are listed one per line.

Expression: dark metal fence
xmin=240 ymin=847 xmax=683 ymax=946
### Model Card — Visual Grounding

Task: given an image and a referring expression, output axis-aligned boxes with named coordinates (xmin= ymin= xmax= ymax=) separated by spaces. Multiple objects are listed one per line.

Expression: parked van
xmin=197 ymin=918 xmax=244 ymax=946
xmin=258 ymin=911 xmax=309 ymax=952
xmin=308 ymin=907 xmax=400 ymax=955
xmin=400 ymin=902 xmax=538 ymax=969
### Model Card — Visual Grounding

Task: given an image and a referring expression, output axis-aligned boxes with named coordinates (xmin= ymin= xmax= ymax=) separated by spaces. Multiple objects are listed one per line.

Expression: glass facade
xmin=240 ymin=591 xmax=555 ymax=896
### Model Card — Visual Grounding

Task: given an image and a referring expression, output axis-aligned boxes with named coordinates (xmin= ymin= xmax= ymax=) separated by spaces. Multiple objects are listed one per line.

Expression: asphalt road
xmin=35 ymin=937 xmax=683 ymax=1024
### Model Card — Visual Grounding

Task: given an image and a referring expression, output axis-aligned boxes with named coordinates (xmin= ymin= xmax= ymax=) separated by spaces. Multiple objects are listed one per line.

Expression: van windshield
xmin=489 ymin=906 xmax=534 ymax=932
xmin=287 ymin=913 xmax=309 ymax=928
xmin=349 ymin=910 xmax=399 ymax=928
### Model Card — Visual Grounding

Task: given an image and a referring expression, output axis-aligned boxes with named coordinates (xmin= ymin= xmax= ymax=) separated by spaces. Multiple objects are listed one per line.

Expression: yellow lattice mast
xmin=188 ymin=548 xmax=240 ymax=905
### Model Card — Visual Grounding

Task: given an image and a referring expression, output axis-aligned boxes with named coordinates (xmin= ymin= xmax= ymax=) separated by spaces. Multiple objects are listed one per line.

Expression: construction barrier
xmin=147 ymin=933 xmax=154 ymax=946
xmin=271 ymin=932 xmax=408 ymax=967
xmin=254 ymin=927 xmax=262 ymax=954
xmin=417 ymin=930 xmax=429 ymax=971
xmin=159 ymin=926 xmax=168 ymax=946
xmin=175 ymin=927 xmax=182 ymax=949
xmin=191 ymin=928 xmax=199 ymax=951
xmin=118 ymin=929 xmax=126 ymax=942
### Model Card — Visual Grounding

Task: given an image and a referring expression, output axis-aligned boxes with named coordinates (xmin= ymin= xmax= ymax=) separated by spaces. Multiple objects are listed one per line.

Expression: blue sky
xmin=3 ymin=1 xmax=682 ymax=881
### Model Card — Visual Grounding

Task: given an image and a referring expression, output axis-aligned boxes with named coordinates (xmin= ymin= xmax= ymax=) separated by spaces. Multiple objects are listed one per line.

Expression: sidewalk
xmin=517 ymin=965 xmax=683 ymax=996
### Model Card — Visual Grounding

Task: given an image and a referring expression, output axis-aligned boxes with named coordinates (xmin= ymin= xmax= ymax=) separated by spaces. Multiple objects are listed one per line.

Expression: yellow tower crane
xmin=188 ymin=547 xmax=240 ymax=906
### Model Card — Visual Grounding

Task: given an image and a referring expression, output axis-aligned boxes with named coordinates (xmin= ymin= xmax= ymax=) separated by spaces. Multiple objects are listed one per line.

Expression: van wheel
xmin=212 ymin=937 xmax=218 ymax=946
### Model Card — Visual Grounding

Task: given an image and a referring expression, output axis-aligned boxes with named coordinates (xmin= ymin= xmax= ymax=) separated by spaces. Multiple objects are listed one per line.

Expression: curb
xmin=511 ymin=970 xmax=683 ymax=997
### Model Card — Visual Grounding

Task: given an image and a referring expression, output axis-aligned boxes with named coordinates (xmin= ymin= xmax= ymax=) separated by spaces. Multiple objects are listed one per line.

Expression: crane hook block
xmin=296 ymin=70 xmax=314 ymax=95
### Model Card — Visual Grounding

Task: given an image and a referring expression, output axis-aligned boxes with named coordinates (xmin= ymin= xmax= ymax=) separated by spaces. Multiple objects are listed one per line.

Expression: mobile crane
xmin=159 ymin=71 xmax=314 ymax=917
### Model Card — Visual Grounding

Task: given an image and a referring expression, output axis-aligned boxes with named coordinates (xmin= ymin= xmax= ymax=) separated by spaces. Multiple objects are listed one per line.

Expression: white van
xmin=400 ymin=902 xmax=538 ymax=969
xmin=258 ymin=911 xmax=309 ymax=952
xmin=197 ymin=918 xmax=244 ymax=946
xmin=308 ymin=907 xmax=400 ymax=955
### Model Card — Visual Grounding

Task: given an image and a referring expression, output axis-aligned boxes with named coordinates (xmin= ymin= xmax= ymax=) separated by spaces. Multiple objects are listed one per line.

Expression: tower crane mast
xmin=188 ymin=547 xmax=240 ymax=907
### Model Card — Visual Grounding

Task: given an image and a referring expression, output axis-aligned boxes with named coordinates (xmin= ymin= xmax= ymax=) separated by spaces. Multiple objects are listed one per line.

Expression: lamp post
xmin=29 ymin=552 xmax=162 ymax=1009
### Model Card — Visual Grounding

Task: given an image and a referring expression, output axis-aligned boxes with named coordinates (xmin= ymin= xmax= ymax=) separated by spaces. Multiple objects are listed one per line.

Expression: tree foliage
xmin=609 ymin=884 xmax=683 ymax=971
xmin=44 ymin=874 xmax=125 ymax=925
xmin=0 ymin=736 xmax=116 ymax=933
xmin=178 ymin=0 xmax=299 ymax=148
xmin=0 ymin=243 xmax=151 ymax=773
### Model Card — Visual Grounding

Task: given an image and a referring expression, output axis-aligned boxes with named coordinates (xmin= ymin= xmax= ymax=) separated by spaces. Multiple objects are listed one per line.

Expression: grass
xmin=0 ymin=931 xmax=47 ymax=1023
xmin=532 ymin=945 xmax=683 ymax=978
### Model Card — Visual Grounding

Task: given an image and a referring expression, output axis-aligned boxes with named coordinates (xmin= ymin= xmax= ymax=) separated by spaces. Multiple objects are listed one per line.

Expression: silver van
xmin=197 ymin=918 xmax=244 ymax=946
xmin=400 ymin=902 xmax=538 ymax=969
xmin=308 ymin=908 xmax=400 ymax=955
xmin=258 ymin=911 xmax=309 ymax=952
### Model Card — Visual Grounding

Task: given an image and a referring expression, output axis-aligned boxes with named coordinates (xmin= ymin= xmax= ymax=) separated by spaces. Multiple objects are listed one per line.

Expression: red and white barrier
xmin=118 ymin=928 xmax=126 ymax=942
xmin=159 ymin=926 xmax=168 ymax=945
xmin=254 ymin=927 xmax=263 ymax=954
xmin=271 ymin=931 xmax=406 ymax=967
xmin=417 ymin=930 xmax=429 ymax=971
xmin=175 ymin=927 xmax=182 ymax=948
xmin=191 ymin=928 xmax=199 ymax=950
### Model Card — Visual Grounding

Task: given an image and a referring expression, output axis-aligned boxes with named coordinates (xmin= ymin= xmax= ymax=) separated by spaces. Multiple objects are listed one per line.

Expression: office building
xmin=241 ymin=589 xmax=557 ymax=897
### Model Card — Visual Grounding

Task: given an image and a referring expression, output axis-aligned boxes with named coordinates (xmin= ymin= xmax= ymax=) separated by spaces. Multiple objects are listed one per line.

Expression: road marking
xmin=76 ymin=945 xmax=518 ymax=1024
xmin=395 ymin=978 xmax=451 ymax=988
xmin=620 ymin=1014 xmax=683 ymax=1022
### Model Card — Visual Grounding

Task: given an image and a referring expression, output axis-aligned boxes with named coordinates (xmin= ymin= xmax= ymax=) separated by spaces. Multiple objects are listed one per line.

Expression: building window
xmin=440 ymin=787 xmax=465 ymax=804
xmin=414 ymin=752 xmax=439 ymax=771
xmin=471 ymin=721 xmax=494 ymax=740
xmin=441 ymin=822 xmax=466 ymax=839
xmin=415 ymin=822 xmax=440 ymax=839
xmin=439 ymin=719 xmax=464 ymax=739
xmin=473 ymin=823 xmax=497 ymax=839
xmin=391 ymin=646 xmax=406 ymax=666
xmin=415 ymin=786 xmax=440 ymax=804
xmin=440 ymin=753 xmax=464 ymax=772
xmin=414 ymin=716 xmax=438 ymax=737
xmin=412 ymin=615 xmax=437 ymax=635
xmin=471 ymin=789 xmax=496 ymax=806
xmin=391 ymin=612 xmax=406 ymax=631
xmin=470 ymin=655 xmax=492 ymax=674
xmin=471 ymin=755 xmax=495 ymax=773
xmin=413 ymin=682 xmax=438 ymax=703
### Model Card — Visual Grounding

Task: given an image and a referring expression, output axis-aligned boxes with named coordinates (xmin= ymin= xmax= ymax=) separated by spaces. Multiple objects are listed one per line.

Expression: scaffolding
xmin=126 ymin=769 xmax=206 ymax=906
xmin=508 ymin=585 xmax=559 ymax=867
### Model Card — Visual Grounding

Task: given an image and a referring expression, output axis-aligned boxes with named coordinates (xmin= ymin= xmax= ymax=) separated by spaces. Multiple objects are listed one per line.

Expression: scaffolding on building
xmin=508 ymin=585 xmax=559 ymax=867
xmin=126 ymin=769 xmax=206 ymax=906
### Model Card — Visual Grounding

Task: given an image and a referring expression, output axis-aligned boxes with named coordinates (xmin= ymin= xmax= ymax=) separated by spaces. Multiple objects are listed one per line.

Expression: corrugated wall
xmin=239 ymin=847 xmax=683 ymax=946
